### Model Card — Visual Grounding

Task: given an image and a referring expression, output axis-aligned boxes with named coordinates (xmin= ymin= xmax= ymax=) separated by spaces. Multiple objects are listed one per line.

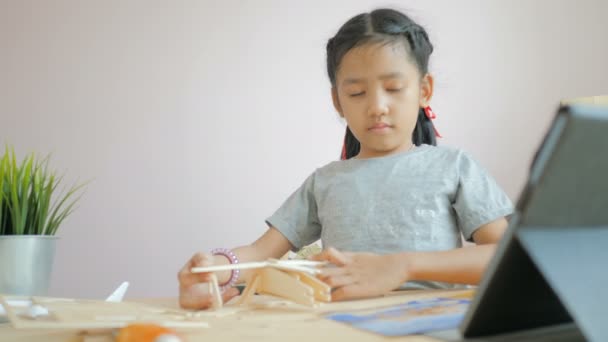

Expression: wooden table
xmin=0 ymin=289 xmax=472 ymax=342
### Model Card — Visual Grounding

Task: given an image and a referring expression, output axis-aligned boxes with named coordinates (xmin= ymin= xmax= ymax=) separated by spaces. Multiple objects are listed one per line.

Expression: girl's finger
xmin=317 ymin=265 xmax=348 ymax=278
xmin=179 ymin=271 xmax=214 ymax=287
xmin=323 ymin=274 xmax=356 ymax=288
xmin=331 ymin=284 xmax=368 ymax=302
xmin=178 ymin=267 xmax=199 ymax=287
xmin=179 ymin=292 xmax=212 ymax=310
xmin=310 ymin=247 xmax=350 ymax=266
xmin=192 ymin=253 xmax=214 ymax=267
xmin=178 ymin=253 xmax=214 ymax=286
xmin=341 ymin=251 xmax=355 ymax=258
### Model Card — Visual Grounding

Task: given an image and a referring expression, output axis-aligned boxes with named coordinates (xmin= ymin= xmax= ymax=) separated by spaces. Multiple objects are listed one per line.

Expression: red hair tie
xmin=424 ymin=106 xmax=442 ymax=138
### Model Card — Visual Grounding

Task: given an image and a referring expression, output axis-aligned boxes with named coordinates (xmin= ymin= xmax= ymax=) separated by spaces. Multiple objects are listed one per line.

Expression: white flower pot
xmin=0 ymin=235 xmax=57 ymax=296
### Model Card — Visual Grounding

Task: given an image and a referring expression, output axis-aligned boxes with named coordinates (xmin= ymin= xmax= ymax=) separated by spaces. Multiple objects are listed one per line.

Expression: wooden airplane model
xmin=191 ymin=259 xmax=332 ymax=309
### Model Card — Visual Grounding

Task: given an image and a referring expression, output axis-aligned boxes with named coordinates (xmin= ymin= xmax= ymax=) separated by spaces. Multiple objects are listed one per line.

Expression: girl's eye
xmin=387 ymin=88 xmax=402 ymax=93
xmin=349 ymin=92 xmax=365 ymax=97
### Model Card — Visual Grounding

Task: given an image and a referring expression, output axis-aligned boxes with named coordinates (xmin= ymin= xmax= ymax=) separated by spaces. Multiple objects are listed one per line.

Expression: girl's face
xmin=332 ymin=41 xmax=433 ymax=159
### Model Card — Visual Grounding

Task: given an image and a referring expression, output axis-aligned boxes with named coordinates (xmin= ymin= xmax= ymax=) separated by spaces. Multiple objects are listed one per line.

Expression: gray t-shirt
xmin=266 ymin=144 xmax=513 ymax=289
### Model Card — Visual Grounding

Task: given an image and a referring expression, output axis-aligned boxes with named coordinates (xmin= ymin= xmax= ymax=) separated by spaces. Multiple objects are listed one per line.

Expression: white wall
xmin=1 ymin=0 xmax=606 ymax=298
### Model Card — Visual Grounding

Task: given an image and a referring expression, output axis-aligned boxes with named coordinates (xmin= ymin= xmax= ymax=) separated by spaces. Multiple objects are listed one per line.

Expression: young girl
xmin=178 ymin=8 xmax=512 ymax=309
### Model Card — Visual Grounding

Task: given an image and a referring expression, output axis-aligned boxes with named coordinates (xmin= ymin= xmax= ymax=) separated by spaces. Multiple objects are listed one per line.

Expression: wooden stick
xmin=0 ymin=296 xmax=24 ymax=329
xmin=191 ymin=259 xmax=328 ymax=274
xmin=208 ymin=274 xmax=223 ymax=310
xmin=270 ymin=263 xmax=322 ymax=275
xmin=238 ymin=272 xmax=261 ymax=305
xmin=286 ymin=270 xmax=331 ymax=302
xmin=191 ymin=261 xmax=269 ymax=273
xmin=270 ymin=259 xmax=328 ymax=267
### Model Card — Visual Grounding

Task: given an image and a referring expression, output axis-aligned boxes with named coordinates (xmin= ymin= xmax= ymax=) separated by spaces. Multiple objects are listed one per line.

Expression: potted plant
xmin=0 ymin=145 xmax=86 ymax=296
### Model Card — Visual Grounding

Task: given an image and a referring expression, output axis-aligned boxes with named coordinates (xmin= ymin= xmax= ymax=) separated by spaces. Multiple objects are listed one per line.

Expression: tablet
xmin=460 ymin=104 xmax=608 ymax=342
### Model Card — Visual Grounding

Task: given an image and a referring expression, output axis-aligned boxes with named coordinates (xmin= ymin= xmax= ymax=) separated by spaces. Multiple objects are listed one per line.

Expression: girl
xmin=178 ymin=8 xmax=512 ymax=309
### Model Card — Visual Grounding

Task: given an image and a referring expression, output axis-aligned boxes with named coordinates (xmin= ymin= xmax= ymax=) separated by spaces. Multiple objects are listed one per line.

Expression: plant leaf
xmin=44 ymin=181 xmax=88 ymax=235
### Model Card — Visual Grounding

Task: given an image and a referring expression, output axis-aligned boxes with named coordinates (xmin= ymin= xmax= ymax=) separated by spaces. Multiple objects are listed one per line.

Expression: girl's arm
xmin=401 ymin=217 xmax=507 ymax=285
xmin=313 ymin=218 xmax=508 ymax=301
xmin=208 ymin=227 xmax=294 ymax=284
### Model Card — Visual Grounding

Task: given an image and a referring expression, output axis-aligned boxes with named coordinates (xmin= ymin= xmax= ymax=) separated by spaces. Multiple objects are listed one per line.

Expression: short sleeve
xmin=266 ymin=172 xmax=322 ymax=252
xmin=452 ymin=151 xmax=514 ymax=241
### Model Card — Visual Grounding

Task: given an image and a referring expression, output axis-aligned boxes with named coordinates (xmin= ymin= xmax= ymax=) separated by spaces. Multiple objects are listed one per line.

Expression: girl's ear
xmin=332 ymin=87 xmax=344 ymax=118
xmin=419 ymin=73 xmax=434 ymax=108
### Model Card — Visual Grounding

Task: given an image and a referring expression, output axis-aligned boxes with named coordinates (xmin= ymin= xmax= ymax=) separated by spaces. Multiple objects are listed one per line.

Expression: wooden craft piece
xmin=191 ymin=258 xmax=331 ymax=307
xmin=257 ymin=268 xmax=315 ymax=307
xmin=208 ymin=273 xmax=223 ymax=310
xmin=238 ymin=272 xmax=261 ymax=305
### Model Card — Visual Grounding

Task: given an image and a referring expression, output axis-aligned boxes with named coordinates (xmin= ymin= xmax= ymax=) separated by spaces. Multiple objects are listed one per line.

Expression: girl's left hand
xmin=310 ymin=247 xmax=410 ymax=301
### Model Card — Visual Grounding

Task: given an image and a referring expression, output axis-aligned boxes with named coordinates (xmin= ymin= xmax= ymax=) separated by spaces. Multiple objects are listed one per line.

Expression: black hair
xmin=327 ymin=8 xmax=437 ymax=160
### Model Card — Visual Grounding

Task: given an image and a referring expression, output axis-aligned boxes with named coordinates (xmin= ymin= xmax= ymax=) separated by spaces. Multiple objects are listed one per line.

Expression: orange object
xmin=115 ymin=324 xmax=182 ymax=342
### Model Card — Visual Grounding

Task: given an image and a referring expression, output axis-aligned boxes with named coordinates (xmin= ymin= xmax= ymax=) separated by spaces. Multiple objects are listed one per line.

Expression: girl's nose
xmin=366 ymin=91 xmax=389 ymax=117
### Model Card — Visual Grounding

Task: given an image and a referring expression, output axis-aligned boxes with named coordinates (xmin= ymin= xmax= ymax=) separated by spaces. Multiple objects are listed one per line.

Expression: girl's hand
xmin=311 ymin=247 xmax=409 ymax=301
xmin=177 ymin=253 xmax=240 ymax=309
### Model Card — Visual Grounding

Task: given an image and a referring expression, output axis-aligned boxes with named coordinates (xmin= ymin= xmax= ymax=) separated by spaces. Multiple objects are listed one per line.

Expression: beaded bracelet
xmin=211 ymin=248 xmax=240 ymax=291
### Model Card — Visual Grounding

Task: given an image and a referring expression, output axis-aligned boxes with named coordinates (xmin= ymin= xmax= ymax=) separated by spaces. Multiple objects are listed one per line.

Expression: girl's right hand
xmin=177 ymin=253 xmax=240 ymax=309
